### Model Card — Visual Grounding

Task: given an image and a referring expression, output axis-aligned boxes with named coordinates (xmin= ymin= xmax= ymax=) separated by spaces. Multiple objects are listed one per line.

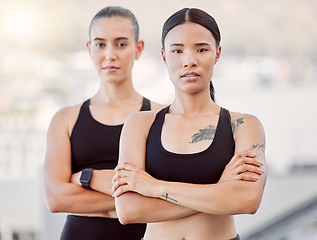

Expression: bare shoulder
xmin=230 ymin=111 xmax=262 ymax=122
xmin=150 ymin=101 xmax=167 ymax=112
xmin=48 ymin=103 xmax=82 ymax=135
xmin=124 ymin=110 xmax=158 ymax=134
xmin=229 ymin=111 xmax=264 ymax=136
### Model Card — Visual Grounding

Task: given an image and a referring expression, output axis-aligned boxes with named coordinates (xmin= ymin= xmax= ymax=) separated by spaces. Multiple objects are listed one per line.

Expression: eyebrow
xmin=169 ymin=42 xmax=211 ymax=47
xmin=93 ymin=37 xmax=129 ymax=41
xmin=195 ymin=42 xmax=211 ymax=47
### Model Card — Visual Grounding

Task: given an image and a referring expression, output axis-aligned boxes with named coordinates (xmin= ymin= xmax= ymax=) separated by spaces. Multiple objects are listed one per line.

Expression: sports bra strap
xmin=140 ymin=97 xmax=151 ymax=111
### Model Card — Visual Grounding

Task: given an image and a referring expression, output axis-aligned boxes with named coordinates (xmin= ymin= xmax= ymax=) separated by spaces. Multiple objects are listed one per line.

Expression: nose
xmin=105 ymin=46 xmax=117 ymax=62
xmin=183 ymin=51 xmax=197 ymax=68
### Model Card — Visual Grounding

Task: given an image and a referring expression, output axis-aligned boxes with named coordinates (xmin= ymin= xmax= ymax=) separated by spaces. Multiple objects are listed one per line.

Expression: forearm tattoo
xmin=189 ymin=124 xmax=216 ymax=143
xmin=231 ymin=118 xmax=244 ymax=135
xmin=161 ymin=193 xmax=178 ymax=203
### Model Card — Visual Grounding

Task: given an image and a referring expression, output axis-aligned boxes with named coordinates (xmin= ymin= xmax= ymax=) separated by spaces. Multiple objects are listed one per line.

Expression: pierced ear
xmin=161 ymin=48 xmax=167 ymax=63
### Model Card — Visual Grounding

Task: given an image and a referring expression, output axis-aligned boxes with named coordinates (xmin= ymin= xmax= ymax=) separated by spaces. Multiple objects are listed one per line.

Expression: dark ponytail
xmin=161 ymin=8 xmax=220 ymax=101
xmin=210 ymin=82 xmax=215 ymax=102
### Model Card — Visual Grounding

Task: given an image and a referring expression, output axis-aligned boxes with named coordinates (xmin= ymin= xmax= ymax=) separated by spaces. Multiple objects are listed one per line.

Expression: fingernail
xmin=251 ymin=153 xmax=257 ymax=156
xmin=259 ymin=161 xmax=264 ymax=165
xmin=254 ymin=176 xmax=259 ymax=180
xmin=260 ymin=169 xmax=266 ymax=173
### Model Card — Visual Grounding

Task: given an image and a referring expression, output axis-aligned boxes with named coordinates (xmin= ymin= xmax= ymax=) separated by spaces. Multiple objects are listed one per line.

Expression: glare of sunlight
xmin=7 ymin=11 xmax=34 ymax=38
xmin=1 ymin=1 xmax=43 ymax=45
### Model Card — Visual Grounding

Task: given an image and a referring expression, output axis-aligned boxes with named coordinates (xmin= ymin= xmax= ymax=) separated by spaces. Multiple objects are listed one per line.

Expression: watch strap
xmin=80 ymin=168 xmax=94 ymax=189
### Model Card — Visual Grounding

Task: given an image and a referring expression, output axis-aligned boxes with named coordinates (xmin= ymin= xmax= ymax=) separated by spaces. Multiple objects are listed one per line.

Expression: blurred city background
xmin=0 ymin=0 xmax=317 ymax=239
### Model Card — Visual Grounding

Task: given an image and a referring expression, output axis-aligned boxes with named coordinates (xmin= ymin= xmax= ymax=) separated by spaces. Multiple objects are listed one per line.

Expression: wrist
xmin=80 ymin=168 xmax=94 ymax=189
xmin=90 ymin=169 xmax=115 ymax=195
xmin=158 ymin=181 xmax=179 ymax=204
xmin=71 ymin=172 xmax=80 ymax=185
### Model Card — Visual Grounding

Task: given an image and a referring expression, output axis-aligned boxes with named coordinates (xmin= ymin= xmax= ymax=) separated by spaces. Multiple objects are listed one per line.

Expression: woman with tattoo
xmin=111 ymin=8 xmax=266 ymax=240
xmin=43 ymin=6 xmax=163 ymax=240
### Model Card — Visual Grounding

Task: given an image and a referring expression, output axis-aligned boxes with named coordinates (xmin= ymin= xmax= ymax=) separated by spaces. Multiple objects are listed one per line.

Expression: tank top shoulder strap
xmin=140 ymin=97 xmax=151 ymax=111
xmin=155 ymin=105 xmax=169 ymax=120
xmin=152 ymin=105 xmax=169 ymax=129
xmin=220 ymin=107 xmax=231 ymax=124
xmin=147 ymin=105 xmax=169 ymax=140
xmin=78 ymin=98 xmax=88 ymax=110
xmin=76 ymin=99 xmax=90 ymax=115
xmin=219 ymin=107 xmax=234 ymax=137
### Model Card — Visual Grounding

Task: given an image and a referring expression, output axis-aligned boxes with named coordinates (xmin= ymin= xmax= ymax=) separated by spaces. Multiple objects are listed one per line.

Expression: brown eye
xmin=116 ymin=42 xmax=127 ymax=47
xmin=197 ymin=48 xmax=208 ymax=53
xmin=171 ymin=49 xmax=182 ymax=53
xmin=96 ymin=43 xmax=105 ymax=48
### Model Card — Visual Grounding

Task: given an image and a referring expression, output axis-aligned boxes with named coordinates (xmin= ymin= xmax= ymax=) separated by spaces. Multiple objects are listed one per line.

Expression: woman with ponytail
xmin=111 ymin=8 xmax=266 ymax=240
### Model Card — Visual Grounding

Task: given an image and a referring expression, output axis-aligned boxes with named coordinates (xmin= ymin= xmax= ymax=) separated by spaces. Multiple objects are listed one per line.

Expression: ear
xmin=135 ymin=40 xmax=144 ymax=60
xmin=86 ymin=41 xmax=92 ymax=58
xmin=161 ymin=48 xmax=167 ymax=65
xmin=215 ymin=46 xmax=222 ymax=64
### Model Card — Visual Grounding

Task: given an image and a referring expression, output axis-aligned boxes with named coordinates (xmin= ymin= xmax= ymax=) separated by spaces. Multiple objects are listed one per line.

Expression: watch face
xmin=80 ymin=169 xmax=92 ymax=183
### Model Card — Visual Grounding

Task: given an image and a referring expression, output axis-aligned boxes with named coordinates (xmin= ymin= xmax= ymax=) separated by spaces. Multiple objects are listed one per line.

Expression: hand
xmin=70 ymin=171 xmax=81 ymax=185
xmin=112 ymin=163 xmax=160 ymax=198
xmin=219 ymin=151 xmax=265 ymax=183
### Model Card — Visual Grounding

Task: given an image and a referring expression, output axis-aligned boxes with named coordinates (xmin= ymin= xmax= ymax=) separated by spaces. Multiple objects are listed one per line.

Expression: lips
xmin=103 ymin=65 xmax=119 ymax=72
xmin=181 ymin=72 xmax=200 ymax=79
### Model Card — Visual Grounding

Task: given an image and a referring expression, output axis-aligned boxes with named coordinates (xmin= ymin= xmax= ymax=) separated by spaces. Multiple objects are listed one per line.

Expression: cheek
xmin=91 ymin=51 xmax=103 ymax=63
xmin=165 ymin=55 xmax=180 ymax=71
xmin=122 ymin=49 xmax=136 ymax=62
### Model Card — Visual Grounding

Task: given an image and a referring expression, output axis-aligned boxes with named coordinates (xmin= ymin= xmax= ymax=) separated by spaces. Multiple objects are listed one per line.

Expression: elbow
xmin=115 ymin=194 xmax=143 ymax=225
xmin=116 ymin=204 xmax=141 ymax=225
xmin=243 ymin=203 xmax=259 ymax=215
xmin=241 ymin=193 xmax=262 ymax=215
xmin=117 ymin=210 xmax=135 ymax=225
xmin=46 ymin=197 xmax=62 ymax=213
xmin=44 ymin=191 xmax=66 ymax=213
xmin=45 ymin=198 xmax=59 ymax=213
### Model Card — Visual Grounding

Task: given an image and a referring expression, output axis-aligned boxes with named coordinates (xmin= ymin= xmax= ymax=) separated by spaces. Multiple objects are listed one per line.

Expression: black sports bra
xmin=70 ymin=97 xmax=151 ymax=174
xmin=145 ymin=106 xmax=235 ymax=184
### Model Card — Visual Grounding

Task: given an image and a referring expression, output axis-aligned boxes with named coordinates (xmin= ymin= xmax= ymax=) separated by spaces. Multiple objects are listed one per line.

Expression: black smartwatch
xmin=80 ymin=168 xmax=94 ymax=189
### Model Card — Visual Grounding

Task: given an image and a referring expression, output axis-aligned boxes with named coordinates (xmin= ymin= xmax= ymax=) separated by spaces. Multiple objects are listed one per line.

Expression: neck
xmin=170 ymin=88 xmax=219 ymax=117
xmin=94 ymin=78 xmax=141 ymax=104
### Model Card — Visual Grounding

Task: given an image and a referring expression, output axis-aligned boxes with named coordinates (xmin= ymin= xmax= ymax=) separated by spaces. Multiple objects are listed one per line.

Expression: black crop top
xmin=146 ymin=106 xmax=235 ymax=184
xmin=70 ymin=97 xmax=151 ymax=174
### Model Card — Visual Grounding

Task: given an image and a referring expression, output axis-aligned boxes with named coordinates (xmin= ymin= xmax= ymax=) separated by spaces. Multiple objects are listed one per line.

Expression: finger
xmin=112 ymin=177 xmax=129 ymax=193
xmin=112 ymin=169 xmax=132 ymax=183
xmin=113 ymin=184 xmax=130 ymax=198
xmin=236 ymin=151 xmax=256 ymax=159
xmin=227 ymin=151 xmax=256 ymax=168
xmin=235 ymin=173 xmax=259 ymax=182
xmin=236 ymin=164 xmax=265 ymax=175
xmin=115 ymin=162 xmax=138 ymax=171
xmin=235 ymin=155 xmax=263 ymax=168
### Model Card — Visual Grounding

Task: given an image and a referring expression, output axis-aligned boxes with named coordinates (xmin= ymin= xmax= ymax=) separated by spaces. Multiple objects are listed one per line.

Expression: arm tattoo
xmin=247 ymin=143 xmax=266 ymax=189
xmin=189 ymin=124 xmax=216 ymax=143
xmin=247 ymin=143 xmax=265 ymax=160
xmin=161 ymin=193 xmax=178 ymax=203
xmin=231 ymin=118 xmax=244 ymax=135
xmin=247 ymin=143 xmax=264 ymax=153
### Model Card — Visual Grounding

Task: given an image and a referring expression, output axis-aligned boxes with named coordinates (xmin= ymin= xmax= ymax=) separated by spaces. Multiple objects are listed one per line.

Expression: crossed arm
xmin=113 ymin=112 xmax=266 ymax=224
xmin=43 ymin=108 xmax=116 ymax=217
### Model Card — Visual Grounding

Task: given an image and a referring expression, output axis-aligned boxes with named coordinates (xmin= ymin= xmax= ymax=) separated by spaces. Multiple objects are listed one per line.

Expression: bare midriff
xmin=143 ymin=213 xmax=237 ymax=240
